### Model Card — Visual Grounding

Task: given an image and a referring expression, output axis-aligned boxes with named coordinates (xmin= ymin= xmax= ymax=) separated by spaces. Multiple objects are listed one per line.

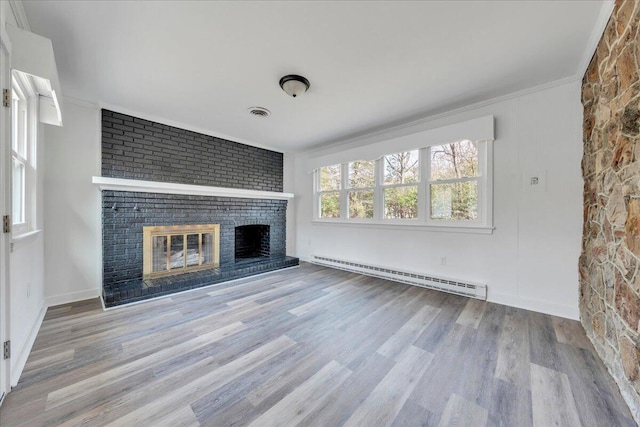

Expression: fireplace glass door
xmin=143 ymin=224 xmax=220 ymax=278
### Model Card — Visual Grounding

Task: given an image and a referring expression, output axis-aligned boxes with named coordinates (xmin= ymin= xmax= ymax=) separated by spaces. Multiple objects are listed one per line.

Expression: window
xmin=318 ymin=164 xmax=341 ymax=218
xmin=382 ymin=150 xmax=419 ymax=220
xmin=348 ymin=160 xmax=375 ymax=219
xmin=11 ymin=75 xmax=36 ymax=235
xmin=313 ymin=139 xmax=492 ymax=231
xmin=428 ymin=140 xmax=479 ymax=221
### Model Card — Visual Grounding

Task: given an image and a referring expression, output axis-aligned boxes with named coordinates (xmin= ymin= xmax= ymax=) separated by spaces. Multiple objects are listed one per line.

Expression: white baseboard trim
xmin=45 ymin=289 xmax=100 ymax=308
xmin=488 ymin=291 xmax=579 ymax=320
xmin=10 ymin=301 xmax=46 ymax=387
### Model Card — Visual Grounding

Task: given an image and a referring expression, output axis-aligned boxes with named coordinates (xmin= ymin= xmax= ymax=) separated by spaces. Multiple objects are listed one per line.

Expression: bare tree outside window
xmin=349 ymin=160 xmax=375 ymax=188
xmin=320 ymin=164 xmax=341 ymax=191
xmin=384 ymin=151 xmax=419 ymax=184
xmin=348 ymin=161 xmax=375 ymax=219
xmin=430 ymin=140 xmax=479 ymax=220
xmin=319 ymin=165 xmax=341 ymax=218
xmin=383 ymin=150 xmax=419 ymax=219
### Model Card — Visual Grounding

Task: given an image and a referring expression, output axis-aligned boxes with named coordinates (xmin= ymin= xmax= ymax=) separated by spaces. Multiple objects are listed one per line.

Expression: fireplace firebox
xmin=235 ymin=224 xmax=270 ymax=261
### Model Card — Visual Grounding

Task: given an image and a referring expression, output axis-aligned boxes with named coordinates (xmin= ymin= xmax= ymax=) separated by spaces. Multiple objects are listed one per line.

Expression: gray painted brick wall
xmin=101 ymin=109 xmax=283 ymax=191
xmin=103 ymin=191 xmax=286 ymax=285
xmin=101 ymin=110 xmax=287 ymax=289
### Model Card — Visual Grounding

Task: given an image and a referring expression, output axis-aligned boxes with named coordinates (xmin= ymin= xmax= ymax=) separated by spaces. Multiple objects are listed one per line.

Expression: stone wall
xmin=581 ymin=0 xmax=640 ymax=420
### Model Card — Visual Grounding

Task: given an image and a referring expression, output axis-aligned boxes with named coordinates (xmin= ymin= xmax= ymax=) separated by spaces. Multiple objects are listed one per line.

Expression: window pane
xmin=384 ymin=150 xmax=419 ymax=184
xmin=12 ymin=158 xmax=24 ymax=224
xmin=430 ymin=140 xmax=478 ymax=181
xmin=319 ymin=165 xmax=341 ymax=191
xmin=11 ymin=89 xmax=27 ymax=158
xmin=320 ymin=192 xmax=340 ymax=218
xmin=349 ymin=190 xmax=374 ymax=219
xmin=430 ymin=181 xmax=478 ymax=220
xmin=11 ymin=91 xmax=18 ymax=153
xmin=18 ymin=103 xmax=27 ymax=158
xmin=348 ymin=160 xmax=375 ymax=188
xmin=384 ymin=186 xmax=418 ymax=219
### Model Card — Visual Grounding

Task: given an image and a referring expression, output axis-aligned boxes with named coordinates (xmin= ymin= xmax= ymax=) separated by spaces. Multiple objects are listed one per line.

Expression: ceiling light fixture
xmin=279 ymin=75 xmax=310 ymax=98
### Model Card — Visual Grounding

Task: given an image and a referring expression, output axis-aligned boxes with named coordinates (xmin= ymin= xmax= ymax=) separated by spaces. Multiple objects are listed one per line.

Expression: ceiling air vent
xmin=248 ymin=107 xmax=270 ymax=117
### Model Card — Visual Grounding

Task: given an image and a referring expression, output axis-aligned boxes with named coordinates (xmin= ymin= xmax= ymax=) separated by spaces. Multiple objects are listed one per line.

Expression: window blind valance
xmin=307 ymin=115 xmax=494 ymax=172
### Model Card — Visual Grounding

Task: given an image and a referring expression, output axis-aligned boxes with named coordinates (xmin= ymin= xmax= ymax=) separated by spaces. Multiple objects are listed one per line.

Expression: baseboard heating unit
xmin=312 ymin=255 xmax=487 ymax=300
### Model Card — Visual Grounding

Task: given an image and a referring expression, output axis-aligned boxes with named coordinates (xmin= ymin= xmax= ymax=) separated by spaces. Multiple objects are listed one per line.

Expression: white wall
xmin=292 ymin=80 xmax=583 ymax=319
xmin=9 ymin=231 xmax=45 ymax=384
xmin=43 ymin=100 xmax=101 ymax=306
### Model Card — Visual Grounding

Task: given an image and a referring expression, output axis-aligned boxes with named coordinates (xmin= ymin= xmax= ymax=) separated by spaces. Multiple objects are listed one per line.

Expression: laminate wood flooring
xmin=0 ymin=262 xmax=635 ymax=426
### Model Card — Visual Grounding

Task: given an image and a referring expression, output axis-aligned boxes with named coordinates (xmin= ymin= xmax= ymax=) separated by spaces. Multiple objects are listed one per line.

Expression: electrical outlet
xmin=440 ymin=257 xmax=447 ymax=265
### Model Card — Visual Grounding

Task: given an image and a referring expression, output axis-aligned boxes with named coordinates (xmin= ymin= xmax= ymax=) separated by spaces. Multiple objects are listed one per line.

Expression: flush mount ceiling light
xmin=279 ymin=75 xmax=310 ymax=98
xmin=248 ymin=106 xmax=271 ymax=117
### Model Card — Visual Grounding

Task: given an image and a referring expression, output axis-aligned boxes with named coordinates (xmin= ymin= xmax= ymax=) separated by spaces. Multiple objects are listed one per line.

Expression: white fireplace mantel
xmin=92 ymin=176 xmax=294 ymax=200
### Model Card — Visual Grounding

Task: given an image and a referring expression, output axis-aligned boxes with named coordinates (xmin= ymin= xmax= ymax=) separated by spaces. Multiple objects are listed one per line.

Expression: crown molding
xmin=577 ymin=0 xmax=615 ymax=78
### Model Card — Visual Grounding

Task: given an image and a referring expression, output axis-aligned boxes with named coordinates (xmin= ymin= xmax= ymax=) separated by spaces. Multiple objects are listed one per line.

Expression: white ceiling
xmin=23 ymin=1 xmax=606 ymax=153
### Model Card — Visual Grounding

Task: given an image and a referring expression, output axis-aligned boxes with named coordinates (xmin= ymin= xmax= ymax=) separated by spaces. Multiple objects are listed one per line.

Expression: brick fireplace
xmin=98 ymin=110 xmax=298 ymax=307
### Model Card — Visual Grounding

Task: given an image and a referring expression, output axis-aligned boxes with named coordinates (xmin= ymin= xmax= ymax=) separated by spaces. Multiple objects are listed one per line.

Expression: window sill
xmin=310 ymin=220 xmax=494 ymax=234
xmin=12 ymin=229 xmax=42 ymax=242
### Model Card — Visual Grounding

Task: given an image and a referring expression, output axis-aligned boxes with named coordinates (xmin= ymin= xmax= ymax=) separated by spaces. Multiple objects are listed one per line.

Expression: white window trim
xmin=310 ymin=220 xmax=494 ymax=234
xmin=10 ymin=72 xmax=37 ymax=237
xmin=313 ymin=140 xmax=494 ymax=234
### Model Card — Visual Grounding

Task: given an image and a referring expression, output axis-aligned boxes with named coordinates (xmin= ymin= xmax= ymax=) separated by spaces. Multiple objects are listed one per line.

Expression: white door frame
xmin=0 ymin=22 xmax=12 ymax=403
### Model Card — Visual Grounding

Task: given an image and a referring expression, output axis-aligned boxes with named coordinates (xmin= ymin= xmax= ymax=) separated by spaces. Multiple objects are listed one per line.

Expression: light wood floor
xmin=0 ymin=262 xmax=635 ymax=426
